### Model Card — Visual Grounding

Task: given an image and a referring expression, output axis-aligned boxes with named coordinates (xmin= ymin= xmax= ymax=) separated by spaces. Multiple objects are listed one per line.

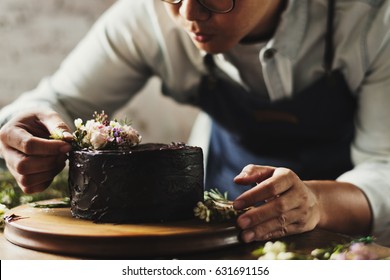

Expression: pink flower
xmin=90 ymin=130 xmax=108 ymax=149
xmin=330 ymin=243 xmax=378 ymax=260
xmin=348 ymin=243 xmax=377 ymax=260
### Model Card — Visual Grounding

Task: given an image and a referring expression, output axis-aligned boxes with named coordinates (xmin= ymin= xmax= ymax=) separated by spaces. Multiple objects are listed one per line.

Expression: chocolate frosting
xmin=68 ymin=143 xmax=204 ymax=223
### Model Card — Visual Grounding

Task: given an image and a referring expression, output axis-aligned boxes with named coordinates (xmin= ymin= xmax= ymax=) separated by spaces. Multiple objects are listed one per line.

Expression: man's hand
xmin=0 ymin=110 xmax=73 ymax=193
xmin=233 ymin=164 xmax=320 ymax=243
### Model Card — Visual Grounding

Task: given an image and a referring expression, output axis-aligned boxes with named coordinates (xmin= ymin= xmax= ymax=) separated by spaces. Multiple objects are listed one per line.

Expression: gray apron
xmin=198 ymin=0 xmax=356 ymax=199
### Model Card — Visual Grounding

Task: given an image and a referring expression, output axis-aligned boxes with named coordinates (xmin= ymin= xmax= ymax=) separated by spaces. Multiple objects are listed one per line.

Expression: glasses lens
xmin=199 ymin=0 xmax=234 ymax=13
xmin=161 ymin=0 xmax=181 ymax=3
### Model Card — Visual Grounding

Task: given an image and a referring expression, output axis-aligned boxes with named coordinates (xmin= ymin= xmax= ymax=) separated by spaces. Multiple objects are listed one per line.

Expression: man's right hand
xmin=0 ymin=110 xmax=73 ymax=193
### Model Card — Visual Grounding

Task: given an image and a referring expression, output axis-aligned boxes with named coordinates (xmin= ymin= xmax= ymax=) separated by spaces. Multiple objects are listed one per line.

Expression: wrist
xmin=303 ymin=180 xmax=326 ymax=228
xmin=304 ymin=180 xmax=372 ymax=235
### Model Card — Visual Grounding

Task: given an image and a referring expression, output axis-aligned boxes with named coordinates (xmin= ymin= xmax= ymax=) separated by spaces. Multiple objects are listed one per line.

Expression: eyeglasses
xmin=161 ymin=0 xmax=235 ymax=14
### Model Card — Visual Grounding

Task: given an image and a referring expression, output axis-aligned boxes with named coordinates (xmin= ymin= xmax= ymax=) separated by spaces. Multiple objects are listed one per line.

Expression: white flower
xmin=311 ymin=248 xmax=323 ymax=256
xmin=109 ymin=120 xmax=121 ymax=128
xmin=74 ymin=118 xmax=83 ymax=129
xmin=330 ymin=252 xmax=347 ymax=260
xmin=194 ymin=202 xmax=211 ymax=222
xmin=263 ymin=241 xmax=287 ymax=254
xmin=257 ymin=241 xmax=295 ymax=260
xmin=258 ymin=252 xmax=278 ymax=260
xmin=276 ymin=252 xmax=295 ymax=260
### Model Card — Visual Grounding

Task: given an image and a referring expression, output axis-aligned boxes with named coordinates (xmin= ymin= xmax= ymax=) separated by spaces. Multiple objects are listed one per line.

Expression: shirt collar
xmin=272 ymin=0 xmax=309 ymax=60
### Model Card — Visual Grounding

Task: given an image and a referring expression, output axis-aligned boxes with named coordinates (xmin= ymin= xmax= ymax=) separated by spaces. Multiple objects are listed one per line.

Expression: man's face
xmin=164 ymin=0 xmax=283 ymax=53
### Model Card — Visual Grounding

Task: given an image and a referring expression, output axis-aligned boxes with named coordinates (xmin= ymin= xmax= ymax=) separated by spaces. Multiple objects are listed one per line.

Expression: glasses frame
xmin=161 ymin=0 xmax=236 ymax=14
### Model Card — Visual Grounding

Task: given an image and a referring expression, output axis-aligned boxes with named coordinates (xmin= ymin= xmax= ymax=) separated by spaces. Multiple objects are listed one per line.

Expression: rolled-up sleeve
xmin=337 ymin=17 xmax=390 ymax=245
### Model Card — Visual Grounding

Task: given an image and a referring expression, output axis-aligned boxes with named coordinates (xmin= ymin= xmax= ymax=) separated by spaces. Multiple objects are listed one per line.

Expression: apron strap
xmin=324 ymin=0 xmax=336 ymax=74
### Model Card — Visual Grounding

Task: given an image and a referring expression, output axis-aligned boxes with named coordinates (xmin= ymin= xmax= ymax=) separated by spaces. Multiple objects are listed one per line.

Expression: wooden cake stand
xmin=4 ymin=199 xmax=241 ymax=258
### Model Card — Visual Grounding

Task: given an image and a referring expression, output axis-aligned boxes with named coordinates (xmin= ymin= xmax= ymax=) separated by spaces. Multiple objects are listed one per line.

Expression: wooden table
xmin=1 ymin=200 xmax=354 ymax=260
xmin=0 ymin=228 xmax=353 ymax=260
xmin=3 ymin=200 xmax=390 ymax=260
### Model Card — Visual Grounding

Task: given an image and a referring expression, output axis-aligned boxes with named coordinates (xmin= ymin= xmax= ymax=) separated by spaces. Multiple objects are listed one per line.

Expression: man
xmin=1 ymin=0 xmax=390 ymax=245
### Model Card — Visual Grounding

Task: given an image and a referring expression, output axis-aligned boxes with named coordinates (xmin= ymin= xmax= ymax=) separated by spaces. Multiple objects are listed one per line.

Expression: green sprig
xmin=29 ymin=197 xmax=70 ymax=208
xmin=194 ymin=188 xmax=251 ymax=222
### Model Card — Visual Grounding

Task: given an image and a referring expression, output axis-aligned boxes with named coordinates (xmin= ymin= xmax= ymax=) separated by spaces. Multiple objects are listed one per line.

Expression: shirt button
xmin=263 ymin=48 xmax=277 ymax=60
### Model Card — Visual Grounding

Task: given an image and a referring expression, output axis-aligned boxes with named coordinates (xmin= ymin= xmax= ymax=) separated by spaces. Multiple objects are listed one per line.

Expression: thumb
xmin=39 ymin=111 xmax=73 ymax=141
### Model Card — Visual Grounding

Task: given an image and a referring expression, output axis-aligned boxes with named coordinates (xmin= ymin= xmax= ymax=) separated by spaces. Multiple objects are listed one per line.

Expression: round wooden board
xmin=4 ymin=199 xmax=240 ymax=258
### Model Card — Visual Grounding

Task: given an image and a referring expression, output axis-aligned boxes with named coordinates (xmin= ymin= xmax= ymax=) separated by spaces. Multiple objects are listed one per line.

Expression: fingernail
xmin=62 ymin=132 xmax=74 ymax=140
xmin=238 ymin=216 xmax=251 ymax=229
xmin=234 ymin=171 xmax=247 ymax=180
xmin=242 ymin=230 xmax=255 ymax=243
xmin=233 ymin=199 xmax=245 ymax=210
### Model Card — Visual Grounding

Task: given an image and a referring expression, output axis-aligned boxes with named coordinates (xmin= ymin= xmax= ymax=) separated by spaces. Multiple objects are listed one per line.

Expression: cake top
xmin=72 ymin=142 xmax=202 ymax=155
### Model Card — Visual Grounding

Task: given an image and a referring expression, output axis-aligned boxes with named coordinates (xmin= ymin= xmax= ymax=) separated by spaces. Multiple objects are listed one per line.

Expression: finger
xmin=0 ymin=110 xmax=73 ymax=155
xmin=237 ymin=192 xmax=298 ymax=233
xmin=20 ymin=179 xmax=55 ymax=194
xmin=16 ymin=169 xmax=61 ymax=191
xmin=14 ymin=164 xmax=66 ymax=194
xmin=37 ymin=111 xmax=73 ymax=141
xmin=15 ymin=153 xmax=67 ymax=176
xmin=240 ymin=208 xmax=311 ymax=243
xmin=233 ymin=164 xmax=275 ymax=185
xmin=259 ymin=220 xmax=317 ymax=242
xmin=237 ymin=193 xmax=299 ymax=230
xmin=234 ymin=168 xmax=297 ymax=210
xmin=4 ymin=146 xmax=66 ymax=181
xmin=3 ymin=127 xmax=71 ymax=156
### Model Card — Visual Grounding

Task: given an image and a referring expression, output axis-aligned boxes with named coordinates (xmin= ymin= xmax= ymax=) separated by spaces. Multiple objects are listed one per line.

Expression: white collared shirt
xmin=1 ymin=0 xmax=390 ymax=244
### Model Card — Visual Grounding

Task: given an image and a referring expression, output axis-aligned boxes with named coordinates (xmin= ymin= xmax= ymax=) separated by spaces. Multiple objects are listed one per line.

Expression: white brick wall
xmin=0 ymin=0 xmax=198 ymax=143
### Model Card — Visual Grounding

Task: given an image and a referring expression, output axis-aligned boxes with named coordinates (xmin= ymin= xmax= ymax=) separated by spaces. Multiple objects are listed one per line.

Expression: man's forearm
xmin=306 ymin=180 xmax=372 ymax=235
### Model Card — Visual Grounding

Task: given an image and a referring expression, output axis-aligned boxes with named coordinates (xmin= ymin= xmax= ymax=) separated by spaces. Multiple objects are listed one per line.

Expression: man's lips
xmin=191 ymin=32 xmax=214 ymax=43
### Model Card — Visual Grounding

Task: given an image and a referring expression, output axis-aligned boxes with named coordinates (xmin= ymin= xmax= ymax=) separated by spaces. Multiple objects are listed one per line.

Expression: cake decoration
xmin=194 ymin=189 xmax=251 ymax=222
xmin=71 ymin=111 xmax=142 ymax=150
xmin=50 ymin=111 xmax=142 ymax=150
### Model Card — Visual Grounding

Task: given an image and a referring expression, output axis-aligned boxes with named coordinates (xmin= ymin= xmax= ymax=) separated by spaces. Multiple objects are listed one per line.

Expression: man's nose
xmin=179 ymin=0 xmax=210 ymax=21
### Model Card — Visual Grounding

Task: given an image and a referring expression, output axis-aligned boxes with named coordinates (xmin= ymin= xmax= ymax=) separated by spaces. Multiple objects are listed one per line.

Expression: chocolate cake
xmin=68 ymin=143 xmax=204 ymax=223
